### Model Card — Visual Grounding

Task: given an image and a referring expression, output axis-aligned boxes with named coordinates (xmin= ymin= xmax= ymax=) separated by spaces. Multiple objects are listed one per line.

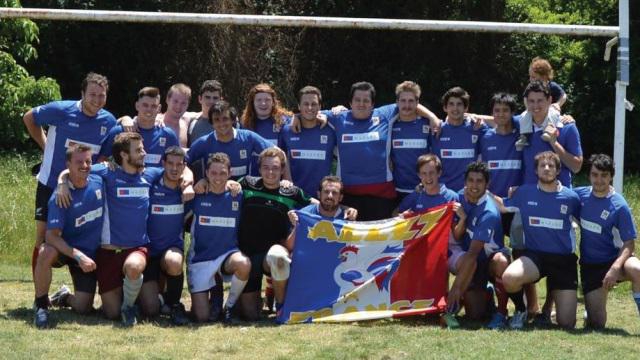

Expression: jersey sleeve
xmin=32 ymin=101 xmax=65 ymax=127
xmin=503 ymin=189 xmax=521 ymax=213
xmin=143 ymin=167 xmax=164 ymax=183
xmin=98 ymin=126 xmax=123 ymax=158
xmin=46 ymin=194 xmax=66 ymax=230
xmin=90 ymin=163 xmax=110 ymax=178
xmin=186 ymin=136 xmax=206 ymax=165
xmin=398 ymin=192 xmax=417 ymax=213
xmin=561 ymin=124 xmax=583 ymax=157
xmin=549 ymin=82 xmax=566 ymax=103
xmin=471 ymin=210 xmax=498 ymax=244
xmin=164 ymin=127 xmax=180 ymax=148
xmin=294 ymin=187 xmax=313 ymax=209
xmin=615 ymin=202 xmax=637 ymax=242
xmin=250 ymin=131 xmax=274 ymax=154
xmin=375 ymin=104 xmax=398 ymax=121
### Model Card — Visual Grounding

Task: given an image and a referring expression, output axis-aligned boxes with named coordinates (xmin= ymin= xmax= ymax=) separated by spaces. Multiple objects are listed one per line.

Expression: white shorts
xmin=448 ymin=244 xmax=465 ymax=274
xmin=187 ymin=249 xmax=236 ymax=293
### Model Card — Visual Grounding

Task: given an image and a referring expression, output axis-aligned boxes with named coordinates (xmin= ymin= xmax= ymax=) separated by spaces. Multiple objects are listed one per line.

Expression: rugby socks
xmin=35 ymin=294 xmax=49 ymax=309
xmin=633 ymin=292 xmax=640 ymax=315
xmin=265 ymin=277 xmax=274 ymax=310
xmin=122 ymin=274 xmax=143 ymax=308
xmin=494 ymin=279 xmax=509 ymax=315
xmin=31 ymin=246 xmax=39 ymax=275
xmin=164 ymin=273 xmax=184 ymax=306
xmin=507 ymin=289 xmax=527 ymax=313
xmin=226 ymin=275 xmax=247 ymax=309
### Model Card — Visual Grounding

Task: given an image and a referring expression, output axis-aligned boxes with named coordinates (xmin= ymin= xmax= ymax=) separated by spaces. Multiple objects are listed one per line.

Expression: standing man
xmin=33 ymin=144 xmax=105 ymax=328
xmin=159 ymin=83 xmax=196 ymax=148
xmin=99 ymin=87 xmax=179 ymax=167
xmin=23 ymin=72 xmax=116 ymax=275
xmin=498 ymin=151 xmax=581 ymax=329
xmin=576 ymin=154 xmax=640 ymax=328
xmin=187 ymin=80 xmax=225 ymax=147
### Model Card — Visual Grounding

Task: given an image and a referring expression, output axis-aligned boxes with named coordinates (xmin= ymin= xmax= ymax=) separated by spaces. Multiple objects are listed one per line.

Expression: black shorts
xmin=393 ymin=191 xmax=410 ymax=210
xmin=468 ymin=251 xmax=511 ymax=290
xmin=53 ymin=255 xmax=97 ymax=294
xmin=34 ymin=182 xmax=54 ymax=221
xmin=143 ymin=255 xmax=163 ymax=283
xmin=523 ymin=250 xmax=578 ymax=291
xmin=500 ymin=212 xmax=515 ymax=239
xmin=580 ymin=260 xmax=616 ymax=295
xmin=244 ymin=252 xmax=270 ymax=293
xmin=342 ymin=194 xmax=396 ymax=221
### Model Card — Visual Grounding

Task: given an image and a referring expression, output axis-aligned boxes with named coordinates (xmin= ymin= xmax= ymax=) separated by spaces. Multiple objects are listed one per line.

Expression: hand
xmin=446 ymin=288 xmax=462 ymax=313
xmin=399 ymin=210 xmax=412 ymax=218
xmin=180 ymin=176 xmax=194 ymax=190
xmin=543 ymin=123 xmax=559 ymax=144
xmin=291 ymin=114 xmax=302 ymax=134
xmin=119 ymin=116 xmax=137 ymax=132
xmin=602 ymin=266 xmax=621 ymax=290
xmin=452 ymin=202 xmax=465 ymax=221
xmin=560 ymin=114 xmax=575 ymax=125
xmin=344 ymin=207 xmax=358 ymax=221
xmin=182 ymin=185 xmax=195 ymax=202
xmin=508 ymin=186 xmax=518 ymax=198
xmin=280 ymin=179 xmax=293 ymax=189
xmin=75 ymin=252 xmax=97 ymax=273
xmin=467 ymin=113 xmax=484 ymax=130
xmin=155 ymin=117 xmax=166 ymax=128
xmin=225 ymin=180 xmax=242 ymax=196
xmin=551 ymin=103 xmax=562 ymax=112
xmin=55 ymin=182 xmax=72 ymax=209
xmin=431 ymin=121 xmax=442 ymax=137
xmin=287 ymin=210 xmax=298 ymax=226
xmin=106 ymin=160 xmax=117 ymax=172
xmin=193 ymin=179 xmax=208 ymax=194
xmin=316 ymin=113 xmax=328 ymax=128
xmin=331 ymin=105 xmax=348 ymax=116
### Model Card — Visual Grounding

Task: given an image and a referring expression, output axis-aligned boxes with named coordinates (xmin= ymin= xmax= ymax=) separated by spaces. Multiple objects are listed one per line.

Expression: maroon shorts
xmin=96 ymin=247 xmax=148 ymax=294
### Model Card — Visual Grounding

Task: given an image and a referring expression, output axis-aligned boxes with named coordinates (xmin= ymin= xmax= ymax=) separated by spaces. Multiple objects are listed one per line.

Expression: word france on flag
xmin=277 ymin=204 xmax=452 ymax=324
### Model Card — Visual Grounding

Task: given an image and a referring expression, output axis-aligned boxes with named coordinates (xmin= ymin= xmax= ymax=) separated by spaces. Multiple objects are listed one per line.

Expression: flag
xmin=277 ymin=204 xmax=452 ymax=324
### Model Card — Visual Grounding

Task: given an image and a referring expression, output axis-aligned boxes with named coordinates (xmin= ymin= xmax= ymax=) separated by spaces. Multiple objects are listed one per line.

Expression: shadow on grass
xmin=3 ymin=306 xmax=115 ymax=328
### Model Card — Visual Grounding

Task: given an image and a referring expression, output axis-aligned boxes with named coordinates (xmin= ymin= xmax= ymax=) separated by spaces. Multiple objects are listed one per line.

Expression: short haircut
xmin=441 ymin=86 xmax=470 ymax=108
xmin=162 ymin=145 xmax=185 ymax=162
xmin=395 ymin=81 xmax=421 ymax=100
xmin=523 ymin=80 xmax=551 ymax=99
xmin=589 ymin=153 xmax=615 ymax=177
xmin=465 ymin=161 xmax=490 ymax=183
xmin=206 ymin=152 xmax=231 ymax=171
xmin=167 ymin=83 xmax=192 ymax=100
xmin=258 ymin=147 xmax=286 ymax=168
xmin=65 ymin=143 xmax=93 ymax=162
xmin=350 ymin=81 xmax=376 ymax=104
xmin=112 ymin=132 xmax=143 ymax=166
xmin=489 ymin=92 xmax=517 ymax=113
xmin=81 ymin=72 xmax=109 ymax=93
xmin=534 ymin=151 xmax=561 ymax=171
xmin=530 ymin=57 xmax=555 ymax=80
xmin=137 ymin=86 xmax=160 ymax=100
xmin=200 ymin=80 xmax=223 ymax=96
xmin=208 ymin=100 xmax=239 ymax=125
xmin=416 ymin=153 xmax=442 ymax=173
xmin=298 ymin=85 xmax=322 ymax=104
xmin=318 ymin=175 xmax=343 ymax=194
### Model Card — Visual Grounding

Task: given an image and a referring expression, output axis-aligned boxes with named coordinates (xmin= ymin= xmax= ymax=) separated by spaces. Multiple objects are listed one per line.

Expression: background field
xmin=2 ymin=153 xmax=640 ymax=358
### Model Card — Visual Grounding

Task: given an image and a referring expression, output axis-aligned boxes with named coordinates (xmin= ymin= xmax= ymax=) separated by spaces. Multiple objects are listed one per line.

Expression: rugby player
xmin=158 ymin=83 xmax=197 ymax=147
xmin=187 ymin=80 xmax=224 ymax=147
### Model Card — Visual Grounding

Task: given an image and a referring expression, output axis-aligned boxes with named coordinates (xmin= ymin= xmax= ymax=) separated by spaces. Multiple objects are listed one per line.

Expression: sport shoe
xmin=487 ymin=312 xmax=507 ymax=330
xmin=515 ymin=135 xmax=529 ymax=151
xmin=170 ymin=303 xmax=189 ymax=326
xmin=34 ymin=307 xmax=49 ymax=329
xmin=121 ymin=305 xmax=138 ymax=327
xmin=222 ymin=306 xmax=240 ymax=325
xmin=442 ymin=313 xmax=460 ymax=329
xmin=158 ymin=294 xmax=171 ymax=316
xmin=533 ymin=312 xmax=552 ymax=327
xmin=209 ymin=303 xmax=222 ymax=322
xmin=50 ymin=285 xmax=70 ymax=308
xmin=509 ymin=310 xmax=527 ymax=330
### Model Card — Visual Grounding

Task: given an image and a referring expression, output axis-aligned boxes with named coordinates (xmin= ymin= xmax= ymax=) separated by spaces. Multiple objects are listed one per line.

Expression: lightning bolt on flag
xmin=277 ymin=204 xmax=452 ymax=324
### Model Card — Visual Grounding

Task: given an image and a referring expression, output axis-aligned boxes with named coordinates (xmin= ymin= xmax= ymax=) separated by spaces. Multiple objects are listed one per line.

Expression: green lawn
xmin=2 ymin=153 xmax=640 ymax=358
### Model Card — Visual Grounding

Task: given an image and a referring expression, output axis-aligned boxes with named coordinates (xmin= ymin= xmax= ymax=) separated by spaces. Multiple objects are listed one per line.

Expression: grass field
xmin=2 ymin=153 xmax=640 ymax=359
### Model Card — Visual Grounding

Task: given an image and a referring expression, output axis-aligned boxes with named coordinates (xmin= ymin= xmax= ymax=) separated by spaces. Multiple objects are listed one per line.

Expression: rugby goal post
xmin=0 ymin=2 xmax=630 ymax=191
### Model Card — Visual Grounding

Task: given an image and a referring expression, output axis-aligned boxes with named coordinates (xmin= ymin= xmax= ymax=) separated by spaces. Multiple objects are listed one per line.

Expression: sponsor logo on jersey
xmin=100 ymin=126 xmax=107 ymax=135
xmin=159 ymin=137 xmax=166 ymax=147
xmin=239 ymin=150 xmax=247 ymax=159
xmin=600 ymin=210 xmax=610 ymax=220
xmin=290 ymin=149 xmax=326 ymax=160
xmin=64 ymin=139 xmax=101 ymax=153
xmin=75 ymin=207 xmax=103 ymax=227
xmin=69 ymin=122 xmax=80 ymax=128
xmin=144 ymin=154 xmax=162 ymax=164
xmin=151 ymin=204 xmax=183 ymax=215
xmin=527 ymin=201 xmax=538 ymax=206
xmin=200 ymin=202 xmax=212 ymax=207
xmin=116 ymin=187 xmax=149 ymax=198
xmin=290 ymin=137 xmax=300 ymax=141
xmin=320 ymin=135 xmax=328 ymax=144
xmin=528 ymin=216 xmax=563 ymax=230
xmin=560 ymin=204 xmax=568 ymax=214
xmin=95 ymin=189 xmax=102 ymax=200
xmin=230 ymin=166 xmax=247 ymax=177
xmin=232 ymin=201 xmax=239 ymax=211
xmin=198 ymin=216 xmax=236 ymax=227
xmin=580 ymin=218 xmax=602 ymax=234
xmin=73 ymin=202 xmax=83 ymax=208
xmin=487 ymin=146 xmax=497 ymax=151
xmin=342 ymin=132 xmax=380 ymax=143
xmin=372 ymin=117 xmax=380 ymax=126
xmin=440 ymin=149 xmax=475 ymax=159
xmin=488 ymin=160 xmax=521 ymax=170
xmin=440 ymin=137 xmax=451 ymax=141
xmin=392 ymin=139 xmax=428 ymax=149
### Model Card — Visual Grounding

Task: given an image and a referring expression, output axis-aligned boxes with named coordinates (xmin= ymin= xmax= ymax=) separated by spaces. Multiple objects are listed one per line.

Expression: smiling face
xmin=212 ymin=110 xmax=234 ymax=139
xmin=124 ymin=139 xmax=146 ymax=170
xmin=298 ymin=93 xmax=321 ymax=122
xmin=67 ymin=149 xmax=92 ymax=184
xmin=253 ymin=92 xmax=274 ymax=119
xmin=206 ymin=161 xmax=230 ymax=193
xmin=418 ymin=160 xmax=441 ymax=193
xmin=525 ymin=91 xmax=552 ymax=124
xmin=492 ymin=102 xmax=513 ymax=128
xmin=260 ymin=156 xmax=283 ymax=189
xmin=166 ymin=92 xmax=190 ymax=117
xmin=81 ymin=82 xmax=107 ymax=117
xmin=464 ymin=171 xmax=488 ymax=204
xmin=135 ymin=95 xmax=161 ymax=125
xmin=318 ymin=181 xmax=343 ymax=214
xmin=443 ymin=96 xmax=467 ymax=123
xmin=397 ymin=91 xmax=418 ymax=120
xmin=589 ymin=166 xmax=612 ymax=197
xmin=350 ymin=89 xmax=374 ymax=120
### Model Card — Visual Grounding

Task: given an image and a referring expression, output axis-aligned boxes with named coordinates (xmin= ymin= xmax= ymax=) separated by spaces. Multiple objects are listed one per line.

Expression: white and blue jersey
xmin=298 ymin=203 xmax=343 ymax=220
xmin=575 ymin=186 xmax=637 ymax=264
xmin=327 ymin=105 xmax=396 ymax=187
xmin=479 ymin=120 xmax=523 ymax=197
xmin=147 ymin=178 xmax=186 ymax=257
xmin=33 ymin=100 xmax=116 ymax=189
xmin=391 ymin=117 xmax=431 ymax=193
xmin=92 ymin=164 xmax=163 ymax=248
xmin=99 ymin=125 xmax=178 ymax=167
xmin=458 ymin=192 xmax=504 ymax=260
xmin=398 ymin=184 xmax=459 ymax=213
xmin=278 ymin=123 xmax=336 ymax=196
xmin=522 ymin=123 xmax=582 ymax=187
xmin=46 ymin=174 xmax=105 ymax=259
xmin=188 ymin=191 xmax=242 ymax=264
xmin=187 ymin=128 xmax=273 ymax=180
xmin=504 ymin=183 xmax=580 ymax=254
xmin=250 ymin=116 xmax=290 ymax=176
xmin=431 ymin=118 xmax=487 ymax=192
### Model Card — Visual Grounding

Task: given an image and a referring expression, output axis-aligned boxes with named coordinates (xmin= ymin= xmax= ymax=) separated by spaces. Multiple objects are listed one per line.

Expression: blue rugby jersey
xmin=298 ymin=203 xmax=343 ymax=220
xmin=99 ymin=124 xmax=178 ymax=167
xmin=391 ymin=117 xmax=431 ymax=193
xmin=479 ymin=122 xmax=523 ymax=197
xmin=250 ymin=116 xmax=291 ymax=176
xmin=398 ymin=184 xmax=459 ymax=213
xmin=147 ymin=177 xmax=185 ymax=257
xmin=458 ymin=191 xmax=504 ymax=259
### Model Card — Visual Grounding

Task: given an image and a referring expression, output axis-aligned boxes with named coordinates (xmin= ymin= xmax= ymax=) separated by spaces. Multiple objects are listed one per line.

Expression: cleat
xmin=170 ymin=303 xmax=189 ymax=326
xmin=34 ymin=307 xmax=49 ymax=329
xmin=515 ymin=135 xmax=529 ymax=151
xmin=442 ymin=313 xmax=460 ymax=329
xmin=50 ymin=285 xmax=71 ymax=308
xmin=509 ymin=311 xmax=527 ymax=330
xmin=533 ymin=312 xmax=552 ymax=327
xmin=222 ymin=306 xmax=240 ymax=325
xmin=121 ymin=305 xmax=138 ymax=327
xmin=487 ymin=312 xmax=507 ymax=330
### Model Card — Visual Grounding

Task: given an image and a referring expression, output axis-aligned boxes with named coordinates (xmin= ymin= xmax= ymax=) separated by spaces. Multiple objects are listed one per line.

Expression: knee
xmin=37 ymin=244 xmax=58 ymax=265
xmin=163 ymin=256 xmax=183 ymax=277
xmin=236 ymin=256 xmax=251 ymax=278
xmin=266 ymin=245 xmax=291 ymax=282
xmin=73 ymin=302 xmax=94 ymax=315
xmin=102 ymin=305 xmax=120 ymax=320
xmin=124 ymin=260 xmax=145 ymax=279
xmin=501 ymin=271 xmax=519 ymax=292
xmin=624 ymin=261 xmax=640 ymax=283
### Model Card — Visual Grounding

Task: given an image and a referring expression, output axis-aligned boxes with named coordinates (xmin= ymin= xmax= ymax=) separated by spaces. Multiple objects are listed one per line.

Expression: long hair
xmin=240 ymin=83 xmax=291 ymax=130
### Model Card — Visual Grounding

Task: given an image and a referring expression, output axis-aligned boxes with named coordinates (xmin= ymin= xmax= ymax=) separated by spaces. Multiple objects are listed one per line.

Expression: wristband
xmin=73 ymin=253 xmax=83 ymax=262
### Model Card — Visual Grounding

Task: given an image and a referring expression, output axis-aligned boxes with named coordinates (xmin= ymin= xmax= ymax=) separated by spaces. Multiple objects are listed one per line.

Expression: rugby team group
xmin=21 ymin=57 xmax=640 ymax=331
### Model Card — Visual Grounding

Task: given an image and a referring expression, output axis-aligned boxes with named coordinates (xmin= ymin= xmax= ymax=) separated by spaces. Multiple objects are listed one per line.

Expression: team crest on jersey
xmin=320 ymin=135 xmax=328 ymax=144
xmin=239 ymin=149 xmax=247 ymax=159
xmin=372 ymin=117 xmax=380 ymax=126
xmin=422 ymin=125 xmax=430 ymax=134
xmin=273 ymin=124 xmax=281 ymax=133
xmin=159 ymin=137 xmax=166 ymax=147
xmin=471 ymin=135 xmax=478 ymax=143
xmin=560 ymin=204 xmax=568 ymax=214
xmin=95 ymin=189 xmax=102 ymax=200
xmin=100 ymin=126 xmax=107 ymax=135
xmin=232 ymin=201 xmax=239 ymax=211
xmin=600 ymin=210 xmax=610 ymax=220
